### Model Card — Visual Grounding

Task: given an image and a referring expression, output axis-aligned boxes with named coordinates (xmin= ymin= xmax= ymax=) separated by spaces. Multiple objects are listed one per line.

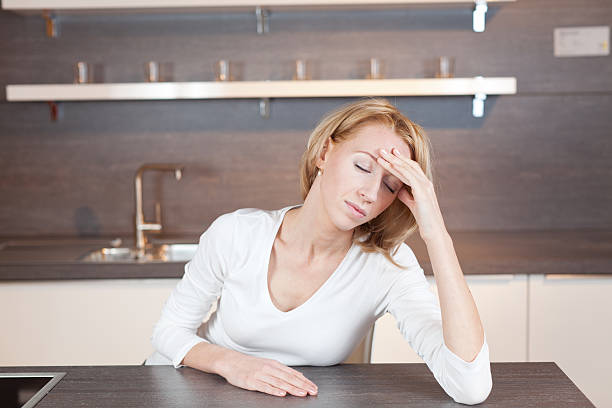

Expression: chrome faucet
xmin=134 ymin=163 xmax=184 ymax=259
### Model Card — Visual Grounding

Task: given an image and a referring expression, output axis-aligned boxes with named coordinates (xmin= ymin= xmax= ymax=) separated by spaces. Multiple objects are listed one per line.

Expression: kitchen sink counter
xmin=0 ymin=235 xmax=198 ymax=281
xmin=1 ymin=229 xmax=611 ymax=280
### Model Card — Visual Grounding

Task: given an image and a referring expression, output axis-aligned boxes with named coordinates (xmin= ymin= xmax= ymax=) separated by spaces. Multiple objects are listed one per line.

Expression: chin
xmin=337 ymin=218 xmax=359 ymax=232
xmin=332 ymin=201 xmax=368 ymax=231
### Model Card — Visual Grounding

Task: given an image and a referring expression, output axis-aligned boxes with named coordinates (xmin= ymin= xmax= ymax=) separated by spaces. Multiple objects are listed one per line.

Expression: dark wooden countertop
xmin=1 ymin=229 xmax=611 ymax=280
xmin=0 ymin=363 xmax=595 ymax=407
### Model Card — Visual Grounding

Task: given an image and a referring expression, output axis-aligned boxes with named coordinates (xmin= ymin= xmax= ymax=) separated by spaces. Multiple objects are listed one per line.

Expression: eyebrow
xmin=355 ymin=150 xmax=402 ymax=185
xmin=356 ymin=150 xmax=379 ymax=161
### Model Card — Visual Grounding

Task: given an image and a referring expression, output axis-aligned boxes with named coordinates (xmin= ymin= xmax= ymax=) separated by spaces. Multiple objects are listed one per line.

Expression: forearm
xmin=424 ymin=230 xmax=484 ymax=362
xmin=182 ymin=341 xmax=237 ymax=376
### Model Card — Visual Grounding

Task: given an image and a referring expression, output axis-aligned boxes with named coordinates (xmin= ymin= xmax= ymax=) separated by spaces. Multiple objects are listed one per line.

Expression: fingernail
xmin=394 ymin=148 xmax=401 ymax=156
xmin=381 ymin=148 xmax=388 ymax=155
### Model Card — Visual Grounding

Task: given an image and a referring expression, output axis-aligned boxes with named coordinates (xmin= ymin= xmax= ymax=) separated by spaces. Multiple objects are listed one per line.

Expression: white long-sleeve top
xmin=148 ymin=204 xmax=492 ymax=405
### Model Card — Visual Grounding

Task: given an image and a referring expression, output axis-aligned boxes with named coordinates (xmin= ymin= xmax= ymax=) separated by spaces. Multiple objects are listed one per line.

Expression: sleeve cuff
xmin=172 ymin=337 xmax=210 ymax=369
xmin=442 ymin=333 xmax=490 ymax=371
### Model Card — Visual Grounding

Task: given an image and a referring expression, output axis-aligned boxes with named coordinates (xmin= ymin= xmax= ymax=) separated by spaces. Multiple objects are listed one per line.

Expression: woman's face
xmin=318 ymin=122 xmax=413 ymax=231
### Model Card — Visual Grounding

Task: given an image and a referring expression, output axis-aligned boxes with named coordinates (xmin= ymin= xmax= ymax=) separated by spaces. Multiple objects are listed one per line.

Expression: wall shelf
xmin=0 ymin=0 xmax=517 ymax=10
xmin=6 ymin=77 xmax=517 ymax=118
xmin=2 ymin=0 xmax=517 ymax=34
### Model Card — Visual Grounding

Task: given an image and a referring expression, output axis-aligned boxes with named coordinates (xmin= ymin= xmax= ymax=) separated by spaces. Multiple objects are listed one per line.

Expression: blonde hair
xmin=299 ymin=98 xmax=435 ymax=269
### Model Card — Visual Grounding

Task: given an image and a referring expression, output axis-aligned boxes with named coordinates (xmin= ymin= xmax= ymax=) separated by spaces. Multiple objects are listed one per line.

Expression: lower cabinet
xmin=528 ymin=274 xmax=612 ymax=408
xmin=1 ymin=274 xmax=609 ymax=408
xmin=0 ymin=278 xmax=366 ymax=366
xmin=371 ymin=274 xmax=529 ymax=363
xmin=370 ymin=273 xmax=611 ymax=408
xmin=0 ymin=279 xmax=179 ymax=366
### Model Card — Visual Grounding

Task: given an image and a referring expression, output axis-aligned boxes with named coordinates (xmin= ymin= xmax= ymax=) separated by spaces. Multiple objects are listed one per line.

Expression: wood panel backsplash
xmin=0 ymin=0 xmax=611 ymax=237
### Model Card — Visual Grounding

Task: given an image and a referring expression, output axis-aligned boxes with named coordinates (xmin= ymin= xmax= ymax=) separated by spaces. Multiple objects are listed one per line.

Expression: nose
xmin=358 ymin=174 xmax=380 ymax=204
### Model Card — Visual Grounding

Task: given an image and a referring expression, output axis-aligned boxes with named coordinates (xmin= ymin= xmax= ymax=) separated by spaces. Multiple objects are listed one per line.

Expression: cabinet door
xmin=0 ymin=278 xmax=369 ymax=366
xmin=529 ymin=274 xmax=612 ymax=408
xmin=371 ymin=274 xmax=528 ymax=363
xmin=0 ymin=279 xmax=179 ymax=366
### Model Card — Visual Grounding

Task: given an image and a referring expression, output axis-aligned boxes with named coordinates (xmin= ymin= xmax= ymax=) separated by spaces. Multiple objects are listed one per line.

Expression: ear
xmin=316 ymin=137 xmax=334 ymax=169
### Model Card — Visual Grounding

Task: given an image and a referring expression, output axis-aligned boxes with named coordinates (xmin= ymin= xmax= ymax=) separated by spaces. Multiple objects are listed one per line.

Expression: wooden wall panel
xmin=0 ymin=0 xmax=610 ymax=236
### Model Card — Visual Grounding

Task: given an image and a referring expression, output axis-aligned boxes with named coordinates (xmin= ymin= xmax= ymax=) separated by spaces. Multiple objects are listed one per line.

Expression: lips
xmin=345 ymin=200 xmax=366 ymax=217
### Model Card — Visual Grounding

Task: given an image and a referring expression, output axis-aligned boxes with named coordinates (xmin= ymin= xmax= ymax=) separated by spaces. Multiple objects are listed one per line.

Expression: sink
xmin=0 ymin=372 xmax=66 ymax=408
xmin=79 ymin=243 xmax=198 ymax=263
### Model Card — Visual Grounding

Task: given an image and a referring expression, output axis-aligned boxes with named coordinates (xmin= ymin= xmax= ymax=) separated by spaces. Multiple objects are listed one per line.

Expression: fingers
xmin=259 ymin=374 xmax=313 ymax=397
xmin=379 ymin=148 xmax=419 ymax=174
xmin=378 ymin=147 xmax=432 ymax=190
xmin=276 ymin=369 xmax=318 ymax=395
xmin=398 ymin=186 xmax=415 ymax=204
xmin=253 ymin=379 xmax=287 ymax=397
xmin=255 ymin=361 xmax=318 ymax=398
xmin=274 ymin=363 xmax=318 ymax=392
xmin=239 ymin=358 xmax=319 ymax=398
xmin=377 ymin=152 xmax=413 ymax=187
xmin=268 ymin=361 xmax=317 ymax=390
xmin=388 ymin=147 xmax=421 ymax=169
xmin=268 ymin=363 xmax=318 ymax=395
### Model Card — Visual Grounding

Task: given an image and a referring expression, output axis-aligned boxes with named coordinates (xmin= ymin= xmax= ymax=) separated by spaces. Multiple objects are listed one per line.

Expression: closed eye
xmin=355 ymin=164 xmax=370 ymax=173
xmin=355 ymin=164 xmax=395 ymax=193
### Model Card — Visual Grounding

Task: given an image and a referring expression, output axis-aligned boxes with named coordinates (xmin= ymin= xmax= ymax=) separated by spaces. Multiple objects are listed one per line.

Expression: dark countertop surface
xmin=1 ymin=229 xmax=611 ymax=280
xmin=0 ymin=235 xmax=193 ymax=280
xmin=0 ymin=363 xmax=595 ymax=407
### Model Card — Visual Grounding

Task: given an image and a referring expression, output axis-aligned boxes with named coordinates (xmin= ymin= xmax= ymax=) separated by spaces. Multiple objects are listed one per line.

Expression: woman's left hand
xmin=377 ymin=147 xmax=447 ymax=242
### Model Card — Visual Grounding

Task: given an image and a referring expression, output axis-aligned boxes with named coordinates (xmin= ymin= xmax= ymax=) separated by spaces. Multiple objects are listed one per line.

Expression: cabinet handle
xmin=466 ymin=274 xmax=518 ymax=281
xmin=544 ymin=274 xmax=612 ymax=280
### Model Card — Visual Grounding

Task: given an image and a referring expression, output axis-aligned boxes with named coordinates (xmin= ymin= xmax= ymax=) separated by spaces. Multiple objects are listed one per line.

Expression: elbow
xmin=451 ymin=374 xmax=492 ymax=405
xmin=150 ymin=320 xmax=169 ymax=354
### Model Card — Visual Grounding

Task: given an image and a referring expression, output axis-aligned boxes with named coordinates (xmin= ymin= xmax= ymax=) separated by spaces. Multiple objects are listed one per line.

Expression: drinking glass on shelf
xmin=215 ymin=59 xmax=231 ymax=81
xmin=435 ymin=56 xmax=455 ymax=78
xmin=145 ymin=61 xmax=159 ymax=82
xmin=293 ymin=59 xmax=309 ymax=80
xmin=74 ymin=62 xmax=91 ymax=84
xmin=366 ymin=57 xmax=383 ymax=79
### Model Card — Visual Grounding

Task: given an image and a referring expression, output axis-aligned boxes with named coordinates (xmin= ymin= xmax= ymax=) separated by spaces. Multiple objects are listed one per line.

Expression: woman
xmin=146 ymin=98 xmax=492 ymax=405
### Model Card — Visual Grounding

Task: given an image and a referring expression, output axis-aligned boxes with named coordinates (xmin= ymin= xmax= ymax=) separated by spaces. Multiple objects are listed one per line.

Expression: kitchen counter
xmin=0 ymin=362 xmax=595 ymax=407
xmin=0 ymin=235 xmax=194 ymax=280
xmin=1 ymin=229 xmax=611 ymax=280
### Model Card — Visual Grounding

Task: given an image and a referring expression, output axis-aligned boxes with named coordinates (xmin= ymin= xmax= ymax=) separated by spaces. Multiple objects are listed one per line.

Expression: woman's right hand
xmin=216 ymin=350 xmax=318 ymax=397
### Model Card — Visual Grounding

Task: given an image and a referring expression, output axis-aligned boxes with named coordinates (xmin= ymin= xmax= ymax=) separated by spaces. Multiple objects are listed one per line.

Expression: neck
xmin=280 ymin=182 xmax=354 ymax=263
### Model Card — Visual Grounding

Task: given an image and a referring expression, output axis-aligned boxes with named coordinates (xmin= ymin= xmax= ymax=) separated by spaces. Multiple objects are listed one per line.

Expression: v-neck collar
xmin=263 ymin=204 xmax=356 ymax=316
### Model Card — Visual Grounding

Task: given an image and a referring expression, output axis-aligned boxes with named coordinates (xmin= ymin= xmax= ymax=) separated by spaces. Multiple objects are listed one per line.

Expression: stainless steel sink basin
xmin=79 ymin=243 xmax=198 ymax=263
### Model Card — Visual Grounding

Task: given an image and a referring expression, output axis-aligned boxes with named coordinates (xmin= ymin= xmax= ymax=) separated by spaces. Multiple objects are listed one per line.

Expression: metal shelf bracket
xmin=255 ymin=6 xmax=270 ymax=34
xmin=43 ymin=10 xmax=58 ymax=37
xmin=47 ymin=101 xmax=62 ymax=121
xmin=472 ymin=92 xmax=487 ymax=117
xmin=259 ymin=98 xmax=270 ymax=118
xmin=473 ymin=0 xmax=488 ymax=32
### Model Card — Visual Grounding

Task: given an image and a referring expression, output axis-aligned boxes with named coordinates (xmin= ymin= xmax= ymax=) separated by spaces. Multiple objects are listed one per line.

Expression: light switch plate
xmin=554 ymin=26 xmax=609 ymax=57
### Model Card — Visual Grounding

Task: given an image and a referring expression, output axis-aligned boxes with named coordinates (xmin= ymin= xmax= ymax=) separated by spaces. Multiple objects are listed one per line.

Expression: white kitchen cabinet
xmin=371 ymin=274 xmax=528 ymax=363
xmin=528 ymin=274 xmax=612 ymax=408
xmin=0 ymin=279 xmax=179 ymax=366
xmin=0 ymin=278 xmax=366 ymax=366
